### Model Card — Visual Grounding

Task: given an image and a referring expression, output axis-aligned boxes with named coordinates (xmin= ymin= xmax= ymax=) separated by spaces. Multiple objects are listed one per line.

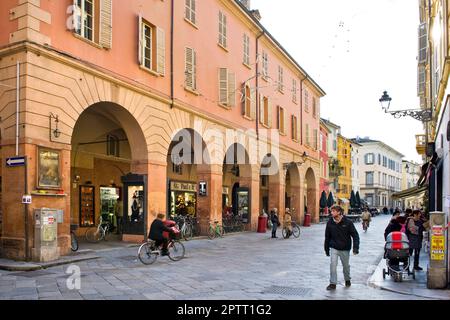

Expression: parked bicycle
xmin=70 ymin=224 xmax=79 ymax=252
xmin=85 ymin=216 xmax=114 ymax=243
xmin=282 ymin=221 xmax=301 ymax=239
xmin=208 ymin=220 xmax=224 ymax=239
xmin=175 ymin=215 xmax=193 ymax=241
xmin=138 ymin=237 xmax=185 ymax=265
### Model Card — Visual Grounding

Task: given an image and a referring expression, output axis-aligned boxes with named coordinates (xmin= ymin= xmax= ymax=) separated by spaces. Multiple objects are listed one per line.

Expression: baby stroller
xmin=383 ymin=231 xmax=415 ymax=282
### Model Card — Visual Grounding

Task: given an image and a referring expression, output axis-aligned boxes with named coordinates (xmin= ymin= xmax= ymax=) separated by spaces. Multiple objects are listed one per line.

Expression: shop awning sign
xmin=170 ymin=181 xmax=197 ymax=192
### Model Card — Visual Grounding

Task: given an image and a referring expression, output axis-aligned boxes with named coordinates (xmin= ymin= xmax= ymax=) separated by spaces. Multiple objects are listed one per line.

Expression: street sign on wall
xmin=6 ymin=156 xmax=26 ymax=167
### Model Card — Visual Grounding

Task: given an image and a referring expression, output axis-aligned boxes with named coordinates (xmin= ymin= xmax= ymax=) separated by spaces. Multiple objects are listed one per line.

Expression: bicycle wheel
xmin=168 ymin=241 xmax=185 ymax=261
xmin=138 ymin=242 xmax=158 ymax=265
xmin=292 ymin=225 xmax=301 ymax=238
xmin=217 ymin=225 xmax=224 ymax=237
xmin=85 ymin=227 xmax=103 ymax=243
xmin=208 ymin=226 xmax=216 ymax=239
xmin=282 ymin=227 xmax=288 ymax=239
xmin=183 ymin=224 xmax=193 ymax=241
xmin=70 ymin=231 xmax=79 ymax=251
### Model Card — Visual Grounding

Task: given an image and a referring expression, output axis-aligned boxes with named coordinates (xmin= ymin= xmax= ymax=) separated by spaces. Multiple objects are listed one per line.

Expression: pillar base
xmin=427 ymin=266 xmax=448 ymax=289
xmin=31 ymin=247 xmax=60 ymax=263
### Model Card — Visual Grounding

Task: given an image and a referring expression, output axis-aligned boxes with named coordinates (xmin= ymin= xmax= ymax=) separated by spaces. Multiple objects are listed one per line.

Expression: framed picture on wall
xmin=37 ymin=148 xmax=61 ymax=189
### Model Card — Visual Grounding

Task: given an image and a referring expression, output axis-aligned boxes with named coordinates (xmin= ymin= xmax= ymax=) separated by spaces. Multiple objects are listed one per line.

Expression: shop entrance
xmin=169 ymin=181 xmax=197 ymax=219
xmin=121 ymin=174 xmax=147 ymax=237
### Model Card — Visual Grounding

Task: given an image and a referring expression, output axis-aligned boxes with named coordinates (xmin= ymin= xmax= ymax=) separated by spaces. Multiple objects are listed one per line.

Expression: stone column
xmin=196 ymin=164 xmax=223 ymax=235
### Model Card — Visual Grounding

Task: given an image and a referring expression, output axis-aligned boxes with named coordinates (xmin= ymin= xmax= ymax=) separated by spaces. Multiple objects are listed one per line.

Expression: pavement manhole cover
xmin=263 ymin=286 xmax=312 ymax=297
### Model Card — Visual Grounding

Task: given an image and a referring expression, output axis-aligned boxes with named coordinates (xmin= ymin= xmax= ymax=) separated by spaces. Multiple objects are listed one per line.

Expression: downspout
xmin=256 ymin=30 xmax=265 ymax=139
xmin=16 ymin=61 xmax=20 ymax=156
xmin=170 ymin=0 xmax=174 ymax=108
xmin=299 ymin=75 xmax=307 ymax=146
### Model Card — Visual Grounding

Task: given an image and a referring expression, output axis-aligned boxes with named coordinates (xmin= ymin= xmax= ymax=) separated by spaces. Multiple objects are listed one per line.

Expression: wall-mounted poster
xmin=38 ymin=148 xmax=61 ymax=189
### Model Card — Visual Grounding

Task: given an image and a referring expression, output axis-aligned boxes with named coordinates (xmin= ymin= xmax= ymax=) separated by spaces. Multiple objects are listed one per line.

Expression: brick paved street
xmin=0 ymin=215 xmax=439 ymax=300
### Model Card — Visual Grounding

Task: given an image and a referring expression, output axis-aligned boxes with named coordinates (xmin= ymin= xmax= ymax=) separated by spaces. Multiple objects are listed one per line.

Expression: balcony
xmin=416 ymin=134 xmax=426 ymax=155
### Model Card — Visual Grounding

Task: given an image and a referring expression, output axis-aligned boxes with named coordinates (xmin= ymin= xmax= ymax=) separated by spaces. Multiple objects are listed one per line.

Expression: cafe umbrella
xmin=327 ymin=191 xmax=335 ymax=208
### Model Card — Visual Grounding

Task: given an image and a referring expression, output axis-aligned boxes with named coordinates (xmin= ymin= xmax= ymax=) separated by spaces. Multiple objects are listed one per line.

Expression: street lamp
xmin=282 ymin=152 xmax=308 ymax=171
xmin=379 ymin=91 xmax=432 ymax=122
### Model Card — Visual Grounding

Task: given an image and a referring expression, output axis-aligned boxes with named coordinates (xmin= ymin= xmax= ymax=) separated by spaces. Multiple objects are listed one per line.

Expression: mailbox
xmin=32 ymin=208 xmax=60 ymax=262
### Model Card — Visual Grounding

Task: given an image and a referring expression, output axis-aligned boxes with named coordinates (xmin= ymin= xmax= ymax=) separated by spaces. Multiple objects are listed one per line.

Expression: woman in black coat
xmin=270 ymin=209 xmax=280 ymax=239
xmin=406 ymin=210 xmax=425 ymax=270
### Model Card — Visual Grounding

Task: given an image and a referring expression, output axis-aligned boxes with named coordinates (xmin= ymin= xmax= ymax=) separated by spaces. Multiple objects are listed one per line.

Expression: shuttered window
xmin=99 ymin=0 xmax=112 ymax=48
xmin=185 ymin=0 xmax=196 ymax=25
xmin=260 ymin=96 xmax=271 ymax=127
xmin=277 ymin=106 xmax=286 ymax=134
xmin=219 ymin=11 xmax=227 ymax=48
xmin=218 ymin=68 xmax=235 ymax=107
xmin=278 ymin=66 xmax=284 ymax=92
xmin=185 ymin=47 xmax=197 ymax=90
xmin=304 ymin=90 xmax=309 ymax=112
xmin=291 ymin=115 xmax=299 ymax=141
xmin=243 ymin=34 xmax=250 ymax=66
xmin=312 ymin=97 xmax=317 ymax=117
xmin=305 ymin=124 xmax=310 ymax=146
xmin=262 ymin=51 xmax=269 ymax=79
xmin=138 ymin=17 xmax=165 ymax=76
xmin=242 ymin=83 xmax=255 ymax=119
xmin=292 ymin=79 xmax=297 ymax=103
xmin=314 ymin=129 xmax=318 ymax=150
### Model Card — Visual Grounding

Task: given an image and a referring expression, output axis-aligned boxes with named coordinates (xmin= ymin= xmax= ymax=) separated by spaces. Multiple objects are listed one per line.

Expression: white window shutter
xmin=157 ymin=27 xmax=166 ymax=75
xmin=138 ymin=14 xmax=143 ymax=66
xmin=70 ymin=0 xmax=81 ymax=33
xmin=99 ymin=0 xmax=113 ymax=49
xmin=185 ymin=47 xmax=193 ymax=88
xmin=228 ymin=72 xmax=236 ymax=107
xmin=259 ymin=95 xmax=264 ymax=124
xmin=267 ymin=99 xmax=272 ymax=128
xmin=219 ymin=68 xmax=228 ymax=105
xmin=192 ymin=49 xmax=197 ymax=90
xmin=250 ymin=88 xmax=256 ymax=120
xmin=241 ymin=82 xmax=247 ymax=115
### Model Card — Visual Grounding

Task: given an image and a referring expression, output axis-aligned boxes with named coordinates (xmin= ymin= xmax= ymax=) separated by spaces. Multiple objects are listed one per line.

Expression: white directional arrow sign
xmin=6 ymin=156 xmax=26 ymax=167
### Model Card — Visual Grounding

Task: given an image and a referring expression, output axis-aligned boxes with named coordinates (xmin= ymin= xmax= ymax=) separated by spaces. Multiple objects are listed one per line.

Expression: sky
xmin=251 ymin=0 xmax=423 ymax=163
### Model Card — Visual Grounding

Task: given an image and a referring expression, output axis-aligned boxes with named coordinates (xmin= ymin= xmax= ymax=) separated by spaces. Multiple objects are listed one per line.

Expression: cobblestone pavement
xmin=0 ymin=215 xmax=438 ymax=300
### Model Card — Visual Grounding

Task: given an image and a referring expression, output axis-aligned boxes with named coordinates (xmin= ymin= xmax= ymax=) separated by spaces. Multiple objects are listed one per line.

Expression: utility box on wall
xmin=32 ymin=208 xmax=60 ymax=262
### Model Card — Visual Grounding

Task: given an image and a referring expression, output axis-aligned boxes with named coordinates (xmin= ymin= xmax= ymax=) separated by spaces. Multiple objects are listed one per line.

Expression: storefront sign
xmin=432 ymin=225 xmax=443 ymax=236
xmin=431 ymin=235 xmax=445 ymax=261
xmin=199 ymin=182 xmax=207 ymax=196
xmin=170 ymin=181 xmax=197 ymax=193
xmin=22 ymin=195 xmax=32 ymax=204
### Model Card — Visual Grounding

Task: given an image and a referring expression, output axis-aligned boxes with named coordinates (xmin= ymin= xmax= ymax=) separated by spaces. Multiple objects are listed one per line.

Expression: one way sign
xmin=6 ymin=156 xmax=26 ymax=167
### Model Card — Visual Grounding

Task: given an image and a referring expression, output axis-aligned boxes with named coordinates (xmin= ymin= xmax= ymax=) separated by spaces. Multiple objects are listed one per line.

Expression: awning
xmin=339 ymin=198 xmax=350 ymax=204
xmin=392 ymin=185 xmax=427 ymax=200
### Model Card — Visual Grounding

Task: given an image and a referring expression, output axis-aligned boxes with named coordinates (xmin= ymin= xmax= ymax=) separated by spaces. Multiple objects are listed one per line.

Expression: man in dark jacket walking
xmin=324 ymin=205 xmax=360 ymax=290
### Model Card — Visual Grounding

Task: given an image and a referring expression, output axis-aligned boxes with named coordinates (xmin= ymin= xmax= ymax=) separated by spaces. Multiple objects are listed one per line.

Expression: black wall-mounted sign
xmin=199 ymin=181 xmax=207 ymax=196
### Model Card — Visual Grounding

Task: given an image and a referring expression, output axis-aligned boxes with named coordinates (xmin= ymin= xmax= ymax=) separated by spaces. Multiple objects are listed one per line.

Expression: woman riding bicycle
xmin=148 ymin=213 xmax=174 ymax=256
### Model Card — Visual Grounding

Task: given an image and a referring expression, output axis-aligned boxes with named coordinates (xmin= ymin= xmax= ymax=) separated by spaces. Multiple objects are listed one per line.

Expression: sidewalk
xmin=368 ymin=250 xmax=450 ymax=300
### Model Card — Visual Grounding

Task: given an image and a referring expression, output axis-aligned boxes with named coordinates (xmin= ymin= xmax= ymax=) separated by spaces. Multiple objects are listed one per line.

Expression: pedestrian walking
xmin=384 ymin=210 xmax=402 ymax=240
xmin=406 ymin=209 xmax=425 ymax=271
xmin=324 ymin=205 xmax=360 ymax=290
xmin=270 ymin=208 xmax=280 ymax=239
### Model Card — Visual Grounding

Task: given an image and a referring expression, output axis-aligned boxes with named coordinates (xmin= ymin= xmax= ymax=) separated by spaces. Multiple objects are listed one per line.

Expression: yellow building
xmin=336 ymin=134 xmax=352 ymax=213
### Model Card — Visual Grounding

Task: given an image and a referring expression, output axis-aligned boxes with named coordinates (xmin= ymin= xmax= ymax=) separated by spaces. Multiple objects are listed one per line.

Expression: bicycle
xmin=208 ymin=220 xmax=224 ymax=239
xmin=85 ymin=217 xmax=114 ymax=243
xmin=282 ymin=221 xmax=301 ymax=239
xmin=138 ymin=237 xmax=185 ymax=265
xmin=175 ymin=216 xmax=193 ymax=241
xmin=70 ymin=224 xmax=79 ymax=252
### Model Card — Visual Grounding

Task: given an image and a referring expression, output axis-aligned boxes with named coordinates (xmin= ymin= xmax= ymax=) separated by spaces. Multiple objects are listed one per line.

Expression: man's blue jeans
xmin=330 ymin=248 xmax=351 ymax=285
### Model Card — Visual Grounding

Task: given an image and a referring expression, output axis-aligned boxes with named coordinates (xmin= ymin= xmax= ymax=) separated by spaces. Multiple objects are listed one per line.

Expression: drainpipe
xmin=16 ymin=61 xmax=20 ymax=156
xmin=255 ymin=31 xmax=265 ymax=139
xmin=299 ymin=75 xmax=307 ymax=146
xmin=170 ymin=0 xmax=174 ymax=109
